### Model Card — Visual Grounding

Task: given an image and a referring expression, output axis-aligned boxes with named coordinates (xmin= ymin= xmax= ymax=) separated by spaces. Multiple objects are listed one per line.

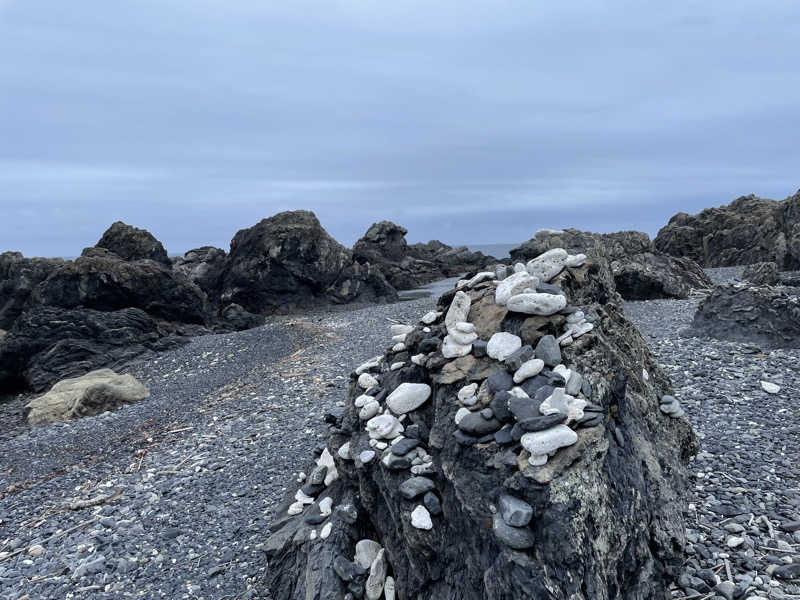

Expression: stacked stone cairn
xmin=265 ymin=246 xmax=697 ymax=600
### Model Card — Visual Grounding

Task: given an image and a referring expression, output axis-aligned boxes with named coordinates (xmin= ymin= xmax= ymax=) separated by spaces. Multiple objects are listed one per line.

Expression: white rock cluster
xmin=442 ymin=291 xmax=476 ymax=358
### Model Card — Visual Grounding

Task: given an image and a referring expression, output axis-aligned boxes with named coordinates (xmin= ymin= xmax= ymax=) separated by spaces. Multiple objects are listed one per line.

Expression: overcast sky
xmin=1 ymin=1 xmax=799 ymax=257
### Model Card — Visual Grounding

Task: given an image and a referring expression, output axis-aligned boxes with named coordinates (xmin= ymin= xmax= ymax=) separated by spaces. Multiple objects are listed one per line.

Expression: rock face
xmin=24 ymin=368 xmax=149 ymax=425
xmin=0 ymin=251 xmax=65 ymax=329
xmin=510 ymin=228 xmax=713 ymax=300
xmin=221 ymin=211 xmax=397 ymax=313
xmin=687 ymin=285 xmax=800 ymax=349
xmin=353 ymin=221 xmax=493 ymax=290
xmin=741 ymin=262 xmax=779 ymax=286
xmin=95 ymin=221 xmax=171 ymax=266
xmin=172 ymin=246 xmax=228 ymax=297
xmin=264 ymin=246 xmax=697 ymax=600
xmin=654 ymin=190 xmax=800 ymax=269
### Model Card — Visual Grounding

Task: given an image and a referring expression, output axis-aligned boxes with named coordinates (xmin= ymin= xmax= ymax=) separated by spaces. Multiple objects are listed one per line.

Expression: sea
xmin=465 ymin=243 xmax=520 ymax=259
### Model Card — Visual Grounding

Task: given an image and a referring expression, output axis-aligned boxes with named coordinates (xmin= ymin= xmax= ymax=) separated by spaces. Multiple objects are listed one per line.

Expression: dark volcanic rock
xmin=654 ymin=190 xmax=800 ymax=269
xmin=265 ymin=270 xmax=697 ymax=600
xmin=221 ymin=211 xmax=397 ymax=313
xmin=741 ymin=261 xmax=779 ymax=286
xmin=95 ymin=221 xmax=171 ymax=266
xmin=172 ymin=246 xmax=228 ymax=297
xmin=0 ymin=251 xmax=65 ymax=329
xmin=687 ymin=284 xmax=800 ymax=349
xmin=611 ymin=252 xmax=712 ymax=300
xmin=408 ymin=239 xmax=493 ymax=275
xmin=0 ymin=306 xmax=184 ymax=392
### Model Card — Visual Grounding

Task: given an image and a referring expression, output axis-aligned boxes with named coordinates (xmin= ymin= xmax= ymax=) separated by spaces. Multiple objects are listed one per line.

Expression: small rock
xmin=487 ymin=332 xmax=523 ymax=362
xmin=411 ymin=505 xmax=433 ymax=530
xmin=498 ymin=494 xmax=533 ymax=527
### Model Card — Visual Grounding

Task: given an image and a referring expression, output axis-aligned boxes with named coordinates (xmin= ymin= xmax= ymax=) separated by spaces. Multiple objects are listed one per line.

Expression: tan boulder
xmin=433 ymin=355 xmax=495 ymax=385
xmin=0 ymin=329 xmax=6 ymax=342
xmin=468 ymin=291 xmax=508 ymax=339
xmin=25 ymin=369 xmax=149 ymax=425
xmin=519 ymin=314 xmax=566 ymax=346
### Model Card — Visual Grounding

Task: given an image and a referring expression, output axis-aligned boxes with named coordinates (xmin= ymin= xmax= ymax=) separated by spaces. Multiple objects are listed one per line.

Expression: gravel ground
xmin=1 ymin=268 xmax=799 ymax=600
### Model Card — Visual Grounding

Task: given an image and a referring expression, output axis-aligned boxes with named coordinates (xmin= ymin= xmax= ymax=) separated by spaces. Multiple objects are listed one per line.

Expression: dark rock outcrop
xmin=95 ymin=221 xmax=171 ymax=266
xmin=510 ymin=228 xmax=713 ymax=300
xmin=172 ymin=246 xmax=227 ymax=298
xmin=741 ymin=262 xmax=779 ymax=286
xmin=221 ymin=211 xmax=397 ymax=314
xmin=654 ymin=191 xmax=800 ymax=269
xmin=265 ymin=254 xmax=697 ymax=600
xmin=0 ymin=251 xmax=65 ymax=329
xmin=0 ymin=306 xmax=185 ymax=393
xmin=687 ymin=285 xmax=800 ymax=349
xmin=354 ymin=221 xmax=492 ymax=290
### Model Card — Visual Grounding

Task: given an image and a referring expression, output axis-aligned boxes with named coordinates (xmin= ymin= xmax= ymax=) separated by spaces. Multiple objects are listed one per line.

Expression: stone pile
xmin=264 ymin=246 xmax=698 ymax=600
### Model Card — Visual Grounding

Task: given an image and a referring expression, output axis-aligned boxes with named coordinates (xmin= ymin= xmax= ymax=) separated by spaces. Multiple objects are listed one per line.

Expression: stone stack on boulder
xmin=510 ymin=228 xmax=713 ymax=300
xmin=264 ymin=246 xmax=698 ymax=600
xmin=654 ymin=190 xmax=800 ymax=269
xmin=687 ymin=284 xmax=800 ymax=349
xmin=353 ymin=221 xmax=493 ymax=290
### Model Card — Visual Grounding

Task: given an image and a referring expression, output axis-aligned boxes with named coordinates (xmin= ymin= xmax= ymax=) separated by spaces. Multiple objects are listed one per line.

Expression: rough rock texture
xmin=221 ymin=211 xmax=397 ymax=313
xmin=741 ymin=261 xmax=779 ymax=286
xmin=354 ymin=221 xmax=492 ymax=290
xmin=510 ymin=228 xmax=712 ymax=300
xmin=654 ymin=191 xmax=800 ymax=269
xmin=95 ymin=221 xmax=172 ymax=266
xmin=24 ymin=368 xmax=149 ymax=425
xmin=0 ymin=306 xmax=185 ymax=392
xmin=0 ymin=251 xmax=65 ymax=329
xmin=172 ymin=246 xmax=228 ymax=297
xmin=264 ymin=253 xmax=697 ymax=600
xmin=687 ymin=284 xmax=800 ymax=349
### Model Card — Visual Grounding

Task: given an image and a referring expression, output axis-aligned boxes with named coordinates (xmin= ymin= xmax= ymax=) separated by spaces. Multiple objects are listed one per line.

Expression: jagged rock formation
xmin=172 ymin=246 xmax=228 ymax=297
xmin=221 ymin=211 xmax=397 ymax=313
xmin=353 ymin=221 xmax=492 ymax=290
xmin=742 ymin=262 xmax=780 ymax=286
xmin=24 ymin=368 xmax=149 ymax=425
xmin=0 ymin=251 xmax=65 ymax=329
xmin=687 ymin=285 xmax=800 ymax=349
xmin=95 ymin=221 xmax=172 ymax=266
xmin=264 ymin=248 xmax=697 ymax=600
xmin=510 ymin=228 xmax=713 ymax=300
xmin=654 ymin=191 xmax=800 ymax=269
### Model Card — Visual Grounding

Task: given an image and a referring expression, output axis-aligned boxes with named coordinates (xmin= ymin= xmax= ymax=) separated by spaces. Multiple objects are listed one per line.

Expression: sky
xmin=1 ymin=1 xmax=799 ymax=257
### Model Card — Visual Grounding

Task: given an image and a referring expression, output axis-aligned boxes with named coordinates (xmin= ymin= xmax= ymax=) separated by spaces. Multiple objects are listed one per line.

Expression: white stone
xmin=528 ymin=453 xmax=548 ymax=466
xmin=355 ymin=356 xmax=382 ymax=375
xmin=565 ymin=253 xmax=587 ymax=267
xmin=309 ymin=530 xmax=317 ymax=540
xmin=421 ymin=311 xmax=441 ymax=325
xmin=318 ymin=497 xmax=333 ymax=516
xmin=390 ymin=324 xmax=414 ymax=336
xmin=454 ymin=407 xmax=471 ymax=425
xmin=317 ymin=448 xmax=339 ymax=486
xmin=390 ymin=362 xmax=404 ymax=371
xmin=366 ymin=414 xmax=404 ymax=439
xmin=513 ymin=358 xmax=545 ymax=383
xmin=365 ymin=549 xmax=388 ymax=600
xmin=387 ymin=383 xmax=431 ymax=414
xmin=442 ymin=336 xmax=472 ymax=358
xmin=411 ymin=353 xmax=426 ymax=365
xmin=508 ymin=386 xmax=530 ymax=399
xmin=355 ymin=539 xmax=382 ymax=569
xmin=354 ymin=394 xmax=373 ymax=408
xmin=454 ymin=321 xmax=475 ymax=333
xmin=539 ymin=388 xmax=586 ymax=423
xmin=566 ymin=311 xmax=585 ymax=324
xmin=320 ymin=522 xmax=332 ymax=540
xmin=27 ymin=545 xmax=44 ymax=557
xmin=287 ymin=501 xmax=305 ymax=515
xmin=337 ymin=442 xmax=351 ymax=460
xmin=761 ymin=381 xmax=780 ymax=394
xmin=384 ymin=576 xmax=396 ymax=600
xmin=553 ymin=364 xmax=571 ymax=381
xmin=391 ymin=333 xmax=407 ymax=344
xmin=456 ymin=279 xmax=469 ymax=288
xmin=458 ymin=383 xmax=478 ymax=401
xmin=487 ymin=332 xmax=522 ymax=361
xmin=410 ymin=505 xmax=433 ymax=530
xmin=448 ymin=328 xmax=478 ymax=345
xmin=642 ymin=368 xmax=649 ymax=381
xmin=375 ymin=441 xmax=388 ymax=450
xmin=359 ymin=450 xmax=376 ymax=463
xmin=507 ymin=292 xmax=567 ymax=316
xmin=569 ymin=321 xmax=594 ymax=338
xmin=495 ymin=264 xmax=508 ymax=281
xmin=495 ymin=271 xmax=539 ymax=306
xmin=358 ymin=373 xmax=379 ymax=390
xmin=392 ymin=342 xmax=406 ymax=352
xmin=465 ymin=271 xmax=495 ymax=288
xmin=526 ymin=248 xmax=568 ymax=282
xmin=521 ymin=424 xmax=578 ymax=455
xmin=445 ymin=291 xmax=471 ymax=330
xmin=566 ymin=371 xmax=583 ymax=396
xmin=295 ymin=489 xmax=316 ymax=504
xmin=559 ymin=335 xmax=574 ymax=347
xmin=423 ymin=327 xmax=431 ymax=333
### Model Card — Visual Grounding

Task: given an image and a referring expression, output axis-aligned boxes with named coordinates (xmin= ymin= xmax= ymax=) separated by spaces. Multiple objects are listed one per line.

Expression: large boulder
xmin=24 ymin=368 xmax=149 ymax=425
xmin=686 ymin=284 xmax=800 ymax=349
xmin=95 ymin=221 xmax=171 ymax=266
xmin=0 ymin=251 xmax=65 ymax=329
xmin=221 ymin=211 xmax=397 ymax=314
xmin=0 ymin=305 xmax=184 ymax=393
xmin=172 ymin=246 xmax=228 ymax=297
xmin=264 ymin=248 xmax=697 ymax=600
xmin=654 ymin=191 xmax=800 ymax=269
xmin=741 ymin=261 xmax=780 ymax=286
xmin=510 ymin=228 xmax=713 ymax=300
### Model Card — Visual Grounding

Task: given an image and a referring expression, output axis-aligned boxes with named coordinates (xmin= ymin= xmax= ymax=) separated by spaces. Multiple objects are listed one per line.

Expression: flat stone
xmin=760 ymin=380 xmax=780 ymax=394
xmin=495 ymin=271 xmax=539 ymax=306
xmin=391 ymin=437 xmax=420 ymax=456
xmin=366 ymin=414 xmax=404 ymax=440
xmin=449 ymin=328 xmax=478 ymax=345
xmin=365 ymin=549 xmax=387 ymax=600
xmin=355 ymin=539 xmax=382 ymax=569
xmin=355 ymin=356 xmax=382 ymax=375
xmin=458 ymin=411 xmax=502 ymax=435
xmin=526 ymin=248 xmax=568 ymax=282
xmin=518 ymin=413 xmax=567 ymax=431
xmin=536 ymin=282 xmax=566 ymax=296
xmin=505 ymin=345 xmax=534 ymax=371
xmin=534 ymin=335 xmax=561 ymax=367
xmin=507 ymin=292 xmax=567 ymax=316
xmin=498 ymin=494 xmax=534 ymax=527
xmin=513 ymin=358 xmax=545 ymax=384
xmin=359 ymin=400 xmax=380 ymax=420
xmin=399 ymin=476 xmax=436 ymax=500
xmin=566 ymin=371 xmax=583 ymax=396
xmin=520 ymin=424 xmax=578 ymax=455
xmin=508 ymin=397 xmax=539 ymax=421
xmin=494 ymin=425 xmax=514 ymax=445
xmin=410 ymin=505 xmax=433 ymax=530
xmin=487 ymin=369 xmax=514 ymax=394
xmin=384 ymin=576 xmax=396 ymax=600
xmin=520 ymin=376 xmax=551 ymax=398
xmin=492 ymin=513 xmax=535 ymax=550
xmin=338 ymin=442 xmax=351 ymax=460
xmin=387 ymin=383 xmax=431 ymax=414
xmin=382 ymin=453 xmax=413 ymax=470
xmin=487 ymin=332 xmax=522 ymax=361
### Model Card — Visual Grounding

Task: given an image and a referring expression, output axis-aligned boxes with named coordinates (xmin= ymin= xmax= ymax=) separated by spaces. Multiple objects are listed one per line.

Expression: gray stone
xmin=498 ymin=494 xmax=534 ymax=527
xmin=386 ymin=383 xmax=431 ymax=414
xmin=487 ymin=332 xmax=522 ymax=361
xmin=492 ymin=513 xmax=535 ymax=550
xmin=398 ymin=477 xmax=436 ymax=500
xmin=504 ymin=345 xmax=534 ymax=371
xmin=534 ymin=335 xmax=561 ymax=367
xmin=458 ymin=412 xmax=502 ymax=436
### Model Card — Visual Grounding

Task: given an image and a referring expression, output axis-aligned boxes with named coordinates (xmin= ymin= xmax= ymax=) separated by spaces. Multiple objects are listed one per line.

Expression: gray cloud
xmin=1 ymin=1 xmax=799 ymax=256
